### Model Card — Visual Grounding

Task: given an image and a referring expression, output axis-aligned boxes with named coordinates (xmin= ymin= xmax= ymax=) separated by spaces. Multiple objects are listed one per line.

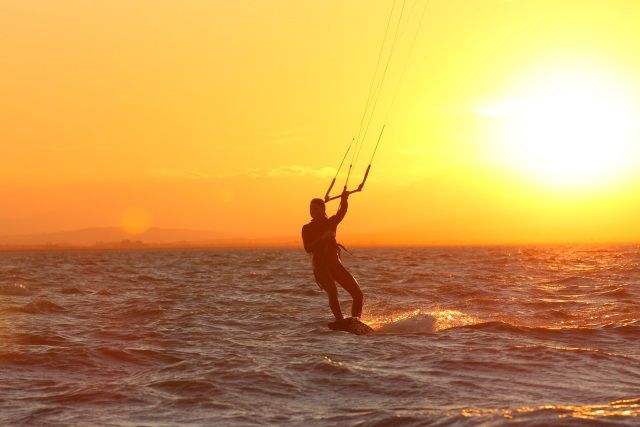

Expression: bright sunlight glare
xmin=481 ymin=71 xmax=639 ymax=188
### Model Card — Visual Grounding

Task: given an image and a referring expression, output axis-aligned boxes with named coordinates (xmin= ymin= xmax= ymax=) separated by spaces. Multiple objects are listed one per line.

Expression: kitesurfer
xmin=302 ymin=190 xmax=363 ymax=320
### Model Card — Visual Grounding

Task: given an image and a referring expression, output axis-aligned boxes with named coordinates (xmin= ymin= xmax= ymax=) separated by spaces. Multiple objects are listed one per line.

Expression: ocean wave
xmin=92 ymin=346 xmax=146 ymax=364
xmin=367 ymin=309 xmax=480 ymax=334
xmin=147 ymin=379 xmax=223 ymax=397
xmin=215 ymin=367 xmax=300 ymax=399
xmin=345 ymin=413 xmax=433 ymax=427
xmin=90 ymin=328 xmax=150 ymax=342
xmin=538 ymin=275 xmax=592 ymax=286
xmin=453 ymin=320 xmax=640 ymax=340
xmin=0 ymin=347 xmax=97 ymax=370
xmin=4 ymin=298 xmax=66 ymax=314
xmin=10 ymin=332 xmax=71 ymax=347
xmin=122 ymin=304 xmax=164 ymax=318
xmin=593 ymin=287 xmax=632 ymax=297
xmin=379 ymin=284 xmax=426 ymax=298
xmin=42 ymin=386 xmax=143 ymax=405
xmin=127 ymin=348 xmax=184 ymax=364
xmin=374 ymin=313 xmax=437 ymax=334
xmin=135 ymin=274 xmax=166 ymax=283
xmin=602 ymin=321 xmax=640 ymax=336
xmin=505 ymin=344 xmax=638 ymax=362
xmin=446 ymin=397 xmax=640 ymax=426
xmin=0 ymin=282 xmax=33 ymax=296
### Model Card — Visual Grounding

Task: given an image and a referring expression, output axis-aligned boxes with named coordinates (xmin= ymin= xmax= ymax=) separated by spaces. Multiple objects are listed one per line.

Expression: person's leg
xmin=322 ymin=280 xmax=343 ymax=320
xmin=330 ymin=262 xmax=363 ymax=318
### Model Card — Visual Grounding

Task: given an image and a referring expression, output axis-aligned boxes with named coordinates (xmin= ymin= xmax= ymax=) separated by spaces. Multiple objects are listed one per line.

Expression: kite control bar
xmin=324 ymin=164 xmax=371 ymax=202
xmin=323 ymin=125 xmax=384 ymax=203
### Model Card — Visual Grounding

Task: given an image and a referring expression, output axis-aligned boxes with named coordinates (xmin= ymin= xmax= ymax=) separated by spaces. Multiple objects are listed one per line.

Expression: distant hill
xmin=0 ymin=226 xmax=433 ymax=249
xmin=0 ymin=227 xmax=235 ymax=247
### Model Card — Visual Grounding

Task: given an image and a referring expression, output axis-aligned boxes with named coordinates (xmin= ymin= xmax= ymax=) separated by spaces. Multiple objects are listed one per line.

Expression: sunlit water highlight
xmin=1 ymin=246 xmax=639 ymax=426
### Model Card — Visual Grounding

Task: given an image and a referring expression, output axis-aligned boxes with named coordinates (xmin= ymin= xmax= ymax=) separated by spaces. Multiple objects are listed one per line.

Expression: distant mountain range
xmin=0 ymin=227 xmax=461 ymax=250
xmin=4 ymin=226 xmax=591 ymax=249
xmin=0 ymin=227 xmax=241 ymax=248
xmin=0 ymin=226 xmax=414 ymax=250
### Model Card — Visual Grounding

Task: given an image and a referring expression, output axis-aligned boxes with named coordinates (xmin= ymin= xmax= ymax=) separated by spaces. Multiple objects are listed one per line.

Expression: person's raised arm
xmin=334 ymin=190 xmax=349 ymax=224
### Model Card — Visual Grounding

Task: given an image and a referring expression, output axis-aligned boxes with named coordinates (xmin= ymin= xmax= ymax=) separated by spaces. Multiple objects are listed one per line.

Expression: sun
xmin=484 ymin=70 xmax=638 ymax=187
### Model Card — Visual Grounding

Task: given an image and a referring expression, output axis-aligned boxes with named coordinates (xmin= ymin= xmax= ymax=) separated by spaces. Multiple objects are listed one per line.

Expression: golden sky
xmin=2 ymin=0 xmax=640 ymax=244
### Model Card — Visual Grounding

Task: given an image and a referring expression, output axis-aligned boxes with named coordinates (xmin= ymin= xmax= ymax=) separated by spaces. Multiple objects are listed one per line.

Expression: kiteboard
xmin=327 ymin=317 xmax=374 ymax=335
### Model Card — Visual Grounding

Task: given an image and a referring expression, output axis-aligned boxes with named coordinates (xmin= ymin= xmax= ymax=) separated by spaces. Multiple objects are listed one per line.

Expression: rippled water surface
xmin=1 ymin=246 xmax=639 ymax=426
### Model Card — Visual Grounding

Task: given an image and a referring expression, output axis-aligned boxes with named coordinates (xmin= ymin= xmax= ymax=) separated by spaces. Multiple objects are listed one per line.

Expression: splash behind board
xmin=328 ymin=317 xmax=374 ymax=335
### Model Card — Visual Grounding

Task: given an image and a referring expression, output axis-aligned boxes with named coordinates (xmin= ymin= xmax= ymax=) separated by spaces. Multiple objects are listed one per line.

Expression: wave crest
xmin=4 ymin=298 xmax=66 ymax=314
xmin=369 ymin=309 xmax=480 ymax=334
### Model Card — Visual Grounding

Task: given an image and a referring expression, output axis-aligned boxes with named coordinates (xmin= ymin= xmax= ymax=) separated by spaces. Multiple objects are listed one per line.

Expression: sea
xmin=0 ymin=245 xmax=639 ymax=426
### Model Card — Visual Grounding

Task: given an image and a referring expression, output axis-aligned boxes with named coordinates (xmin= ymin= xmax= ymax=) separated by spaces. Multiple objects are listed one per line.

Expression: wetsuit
xmin=301 ymin=198 xmax=363 ymax=320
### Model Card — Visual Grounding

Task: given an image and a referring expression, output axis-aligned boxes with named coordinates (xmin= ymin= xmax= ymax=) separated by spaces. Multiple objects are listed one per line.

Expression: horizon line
xmin=1 ymin=239 xmax=638 ymax=253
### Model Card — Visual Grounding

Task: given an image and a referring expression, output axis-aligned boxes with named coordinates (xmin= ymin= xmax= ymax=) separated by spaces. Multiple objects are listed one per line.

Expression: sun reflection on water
xmin=458 ymin=397 xmax=640 ymax=421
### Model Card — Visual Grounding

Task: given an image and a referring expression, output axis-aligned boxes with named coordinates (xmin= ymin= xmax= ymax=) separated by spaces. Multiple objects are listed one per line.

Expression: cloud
xmin=250 ymin=165 xmax=336 ymax=179
xmin=148 ymin=165 xmax=336 ymax=181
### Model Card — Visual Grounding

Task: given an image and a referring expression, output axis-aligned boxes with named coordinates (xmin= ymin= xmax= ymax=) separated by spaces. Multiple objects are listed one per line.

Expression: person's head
xmin=309 ymin=198 xmax=327 ymax=220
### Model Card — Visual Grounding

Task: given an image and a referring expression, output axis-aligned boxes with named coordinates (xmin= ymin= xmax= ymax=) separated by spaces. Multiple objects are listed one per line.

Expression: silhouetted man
xmin=301 ymin=190 xmax=363 ymax=320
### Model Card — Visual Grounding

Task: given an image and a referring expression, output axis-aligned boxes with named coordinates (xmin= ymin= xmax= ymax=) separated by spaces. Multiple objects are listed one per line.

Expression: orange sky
xmin=2 ymin=1 xmax=640 ymax=245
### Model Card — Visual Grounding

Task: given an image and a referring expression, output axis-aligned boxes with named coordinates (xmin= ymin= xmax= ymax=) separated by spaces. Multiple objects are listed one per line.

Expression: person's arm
xmin=334 ymin=190 xmax=349 ymax=224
